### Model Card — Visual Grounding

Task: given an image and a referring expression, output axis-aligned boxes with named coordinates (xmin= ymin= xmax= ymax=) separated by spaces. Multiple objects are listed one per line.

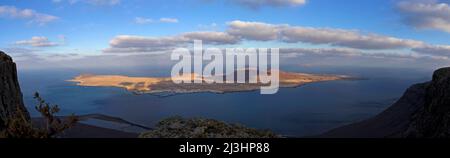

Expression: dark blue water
xmin=18 ymin=66 xmax=432 ymax=137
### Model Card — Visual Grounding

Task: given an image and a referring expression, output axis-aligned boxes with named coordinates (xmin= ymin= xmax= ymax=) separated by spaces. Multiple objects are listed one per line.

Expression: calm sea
xmin=18 ymin=66 xmax=432 ymax=137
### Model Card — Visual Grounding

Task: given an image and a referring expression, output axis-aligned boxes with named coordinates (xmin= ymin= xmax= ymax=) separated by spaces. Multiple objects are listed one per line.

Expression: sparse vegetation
xmin=140 ymin=116 xmax=279 ymax=138
xmin=0 ymin=92 xmax=78 ymax=138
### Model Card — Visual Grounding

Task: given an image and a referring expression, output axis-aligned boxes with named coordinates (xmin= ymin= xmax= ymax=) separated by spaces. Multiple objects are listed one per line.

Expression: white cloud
xmin=227 ymin=20 xmax=425 ymax=50
xmin=280 ymin=48 xmax=362 ymax=57
xmin=15 ymin=36 xmax=60 ymax=47
xmin=103 ymin=31 xmax=238 ymax=53
xmin=104 ymin=35 xmax=185 ymax=53
xmin=9 ymin=46 xmax=447 ymax=70
xmin=279 ymin=47 xmax=449 ymax=69
xmin=0 ymin=5 xmax=58 ymax=25
xmin=105 ymin=20 xmax=450 ymax=59
xmin=231 ymin=0 xmax=306 ymax=9
xmin=182 ymin=31 xmax=239 ymax=44
xmin=279 ymin=48 xmax=426 ymax=60
xmin=397 ymin=1 xmax=450 ymax=33
xmin=227 ymin=20 xmax=283 ymax=41
xmin=280 ymin=27 xmax=425 ymax=49
xmin=159 ymin=18 xmax=179 ymax=23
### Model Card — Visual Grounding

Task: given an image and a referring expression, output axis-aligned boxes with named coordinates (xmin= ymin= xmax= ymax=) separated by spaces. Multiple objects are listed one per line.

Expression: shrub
xmin=0 ymin=92 xmax=78 ymax=138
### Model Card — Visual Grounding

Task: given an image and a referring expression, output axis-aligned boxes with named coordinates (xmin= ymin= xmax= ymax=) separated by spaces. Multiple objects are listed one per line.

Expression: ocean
xmin=17 ymin=66 xmax=432 ymax=137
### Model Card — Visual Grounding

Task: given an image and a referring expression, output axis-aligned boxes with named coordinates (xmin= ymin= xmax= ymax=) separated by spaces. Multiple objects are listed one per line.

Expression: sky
xmin=0 ymin=0 xmax=449 ymax=70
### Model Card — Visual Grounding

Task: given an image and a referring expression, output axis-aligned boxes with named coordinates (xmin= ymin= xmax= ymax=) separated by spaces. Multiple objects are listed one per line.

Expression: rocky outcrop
xmin=139 ymin=117 xmax=278 ymax=138
xmin=321 ymin=67 xmax=450 ymax=138
xmin=405 ymin=68 xmax=450 ymax=137
xmin=0 ymin=51 xmax=29 ymax=130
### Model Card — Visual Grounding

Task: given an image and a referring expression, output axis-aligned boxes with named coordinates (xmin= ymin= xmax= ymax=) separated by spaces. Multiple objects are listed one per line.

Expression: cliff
xmin=0 ymin=51 xmax=30 ymax=130
xmin=405 ymin=68 xmax=450 ymax=137
xmin=321 ymin=67 xmax=450 ymax=138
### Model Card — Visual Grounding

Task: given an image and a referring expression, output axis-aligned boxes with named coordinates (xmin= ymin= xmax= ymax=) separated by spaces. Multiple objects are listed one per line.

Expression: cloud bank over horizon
xmin=102 ymin=20 xmax=450 ymax=60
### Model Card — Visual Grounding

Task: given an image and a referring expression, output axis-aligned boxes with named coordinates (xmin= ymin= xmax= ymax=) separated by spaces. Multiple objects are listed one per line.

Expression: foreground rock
xmin=140 ymin=117 xmax=279 ymax=138
xmin=0 ymin=51 xmax=30 ymax=130
xmin=321 ymin=67 xmax=450 ymax=138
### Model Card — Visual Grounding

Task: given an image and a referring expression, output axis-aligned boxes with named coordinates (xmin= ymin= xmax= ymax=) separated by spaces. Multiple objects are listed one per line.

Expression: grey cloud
xmin=2 ymin=47 xmax=38 ymax=54
xmin=397 ymin=1 xmax=450 ymax=33
xmin=1 ymin=47 xmax=44 ymax=63
xmin=280 ymin=27 xmax=425 ymax=49
xmin=227 ymin=20 xmax=425 ymax=50
xmin=182 ymin=31 xmax=239 ymax=44
xmin=104 ymin=32 xmax=239 ymax=53
xmin=104 ymin=20 xmax=450 ymax=59
xmin=0 ymin=5 xmax=58 ymax=25
xmin=104 ymin=35 xmax=182 ymax=53
xmin=18 ymin=53 xmax=174 ymax=70
xmin=108 ymin=35 xmax=184 ymax=49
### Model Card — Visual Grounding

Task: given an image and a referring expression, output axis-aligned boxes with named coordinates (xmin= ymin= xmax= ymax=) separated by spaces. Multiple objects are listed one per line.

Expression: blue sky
xmin=0 ymin=0 xmax=449 ymax=70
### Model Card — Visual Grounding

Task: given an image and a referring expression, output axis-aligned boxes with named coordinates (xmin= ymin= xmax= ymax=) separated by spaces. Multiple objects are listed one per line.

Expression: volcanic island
xmin=68 ymin=70 xmax=355 ymax=95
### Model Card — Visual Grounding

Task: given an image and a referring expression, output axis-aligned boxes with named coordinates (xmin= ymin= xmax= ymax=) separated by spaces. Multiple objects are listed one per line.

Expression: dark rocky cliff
xmin=0 ymin=51 xmax=30 ymax=130
xmin=321 ymin=67 xmax=450 ymax=138
xmin=405 ymin=68 xmax=450 ymax=137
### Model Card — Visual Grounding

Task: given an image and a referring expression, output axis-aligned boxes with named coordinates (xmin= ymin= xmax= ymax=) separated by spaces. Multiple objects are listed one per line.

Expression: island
xmin=68 ymin=70 xmax=354 ymax=95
